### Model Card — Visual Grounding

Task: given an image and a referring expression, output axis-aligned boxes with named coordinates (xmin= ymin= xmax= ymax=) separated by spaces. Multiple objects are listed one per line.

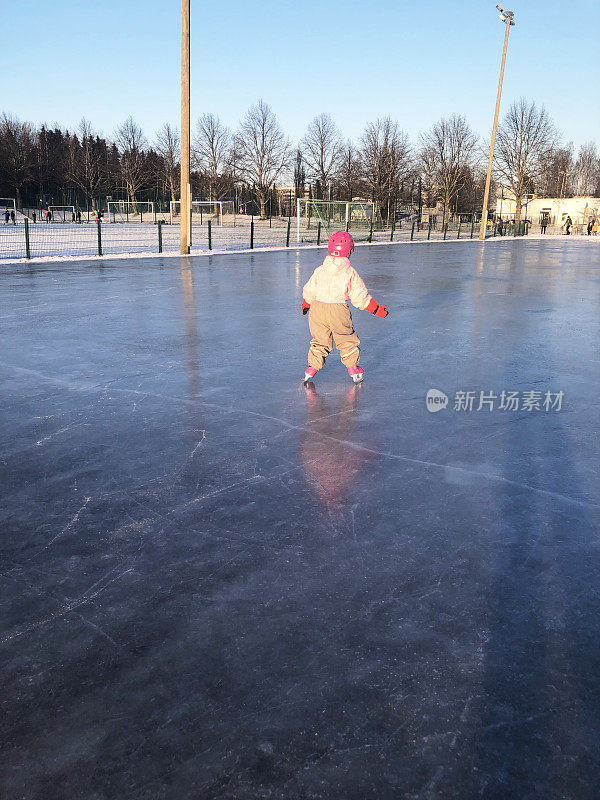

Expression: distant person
xmin=72 ymin=210 xmax=76 ymax=223
xmin=301 ymin=231 xmax=388 ymax=386
xmin=47 ymin=209 xmax=53 ymax=223
xmin=76 ymin=209 xmax=81 ymax=223
xmin=540 ymin=216 xmax=548 ymax=234
xmin=587 ymin=219 xmax=593 ymax=236
xmin=4 ymin=209 xmax=9 ymax=224
xmin=10 ymin=210 xmax=16 ymax=225
xmin=32 ymin=210 xmax=36 ymax=223
xmin=565 ymin=216 xmax=572 ymax=235
xmin=497 ymin=218 xmax=504 ymax=236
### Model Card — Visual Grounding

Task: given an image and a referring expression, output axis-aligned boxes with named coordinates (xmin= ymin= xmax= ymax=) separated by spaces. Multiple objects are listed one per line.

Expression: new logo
xmin=426 ymin=389 xmax=449 ymax=413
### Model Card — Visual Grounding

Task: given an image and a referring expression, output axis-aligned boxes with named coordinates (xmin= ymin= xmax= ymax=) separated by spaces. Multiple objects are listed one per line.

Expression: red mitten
xmin=301 ymin=299 xmax=310 ymax=315
xmin=366 ymin=298 xmax=389 ymax=318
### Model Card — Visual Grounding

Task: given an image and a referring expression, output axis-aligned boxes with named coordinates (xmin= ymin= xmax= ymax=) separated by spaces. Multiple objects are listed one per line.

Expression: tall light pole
xmin=479 ymin=5 xmax=515 ymax=241
xmin=180 ymin=0 xmax=191 ymax=254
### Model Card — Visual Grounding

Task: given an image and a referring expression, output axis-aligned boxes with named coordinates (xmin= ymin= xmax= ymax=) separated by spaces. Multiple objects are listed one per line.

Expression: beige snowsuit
xmin=302 ymin=255 xmax=374 ymax=370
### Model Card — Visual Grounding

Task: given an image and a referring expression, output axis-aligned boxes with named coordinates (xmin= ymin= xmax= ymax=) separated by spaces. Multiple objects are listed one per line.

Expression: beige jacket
xmin=302 ymin=256 xmax=373 ymax=310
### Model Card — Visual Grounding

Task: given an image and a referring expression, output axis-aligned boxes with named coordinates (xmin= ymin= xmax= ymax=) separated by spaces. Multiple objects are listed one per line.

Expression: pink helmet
xmin=328 ymin=231 xmax=355 ymax=258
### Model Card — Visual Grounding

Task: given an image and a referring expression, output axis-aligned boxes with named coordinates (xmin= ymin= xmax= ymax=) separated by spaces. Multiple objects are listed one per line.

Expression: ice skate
xmin=304 ymin=380 xmax=317 ymax=398
xmin=304 ymin=366 xmax=317 ymax=384
xmin=348 ymin=366 xmax=364 ymax=384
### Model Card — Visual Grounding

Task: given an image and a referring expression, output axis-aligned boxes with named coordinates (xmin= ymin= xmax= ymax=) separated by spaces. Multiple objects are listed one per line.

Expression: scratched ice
xmin=1 ymin=238 xmax=600 ymax=800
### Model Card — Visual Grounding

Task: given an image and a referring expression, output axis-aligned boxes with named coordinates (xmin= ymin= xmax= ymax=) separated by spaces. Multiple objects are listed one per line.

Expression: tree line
xmin=1 ymin=99 xmax=598 ymax=222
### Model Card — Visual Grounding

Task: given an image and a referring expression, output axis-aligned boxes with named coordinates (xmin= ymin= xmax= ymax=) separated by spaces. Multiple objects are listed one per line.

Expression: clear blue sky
xmin=4 ymin=0 xmax=599 ymax=151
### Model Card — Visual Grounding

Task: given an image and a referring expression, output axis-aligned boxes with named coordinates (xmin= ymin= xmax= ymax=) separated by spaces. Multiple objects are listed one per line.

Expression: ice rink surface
xmin=1 ymin=239 xmax=600 ymax=799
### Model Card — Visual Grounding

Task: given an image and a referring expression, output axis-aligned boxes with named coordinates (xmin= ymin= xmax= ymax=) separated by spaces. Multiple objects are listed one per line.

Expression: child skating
xmin=301 ymin=231 xmax=388 ymax=384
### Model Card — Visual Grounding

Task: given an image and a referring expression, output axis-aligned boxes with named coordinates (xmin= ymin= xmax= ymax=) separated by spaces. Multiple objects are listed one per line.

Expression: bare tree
xmin=337 ymin=140 xmax=362 ymax=201
xmin=419 ymin=114 xmax=478 ymax=223
xmin=539 ymin=144 xmax=573 ymax=198
xmin=0 ymin=114 xmax=35 ymax=208
xmin=224 ymin=135 xmax=245 ymax=210
xmin=114 ymin=117 xmax=148 ymax=213
xmin=65 ymin=119 xmax=105 ymax=210
xmin=573 ymin=142 xmax=599 ymax=196
xmin=360 ymin=118 xmax=412 ymax=222
xmin=193 ymin=113 xmax=232 ymax=200
xmin=155 ymin=123 xmax=180 ymax=203
xmin=494 ymin=99 xmax=558 ymax=221
xmin=301 ymin=113 xmax=342 ymax=199
xmin=293 ymin=148 xmax=305 ymax=201
xmin=235 ymin=100 xmax=291 ymax=218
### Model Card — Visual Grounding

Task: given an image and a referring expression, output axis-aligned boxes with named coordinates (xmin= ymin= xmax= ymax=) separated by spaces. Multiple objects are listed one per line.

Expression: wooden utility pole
xmin=479 ymin=9 xmax=514 ymax=241
xmin=180 ymin=0 xmax=191 ymax=254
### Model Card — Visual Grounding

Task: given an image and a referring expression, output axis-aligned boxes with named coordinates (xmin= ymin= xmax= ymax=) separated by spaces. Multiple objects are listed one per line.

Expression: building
xmin=495 ymin=194 xmax=600 ymax=226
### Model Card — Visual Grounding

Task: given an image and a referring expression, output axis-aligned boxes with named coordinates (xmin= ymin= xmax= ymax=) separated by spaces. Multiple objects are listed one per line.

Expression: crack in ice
xmin=1 ymin=361 xmax=596 ymax=511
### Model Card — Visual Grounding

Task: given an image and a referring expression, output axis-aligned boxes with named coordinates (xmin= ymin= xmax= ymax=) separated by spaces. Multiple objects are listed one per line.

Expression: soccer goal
xmin=48 ymin=205 xmax=76 ymax=222
xmin=170 ymin=200 xmax=224 ymax=226
xmin=296 ymin=199 xmax=382 ymax=241
xmin=0 ymin=197 xmax=16 ymax=215
xmin=107 ymin=200 xmax=155 ymax=222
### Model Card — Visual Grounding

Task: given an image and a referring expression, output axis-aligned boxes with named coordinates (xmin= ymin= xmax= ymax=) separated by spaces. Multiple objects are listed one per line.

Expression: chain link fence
xmin=1 ymin=214 xmax=569 ymax=262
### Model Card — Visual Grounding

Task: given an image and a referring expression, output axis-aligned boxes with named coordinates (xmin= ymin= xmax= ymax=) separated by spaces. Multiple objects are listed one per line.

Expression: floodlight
xmin=496 ymin=4 xmax=504 ymax=10
xmin=498 ymin=13 xmax=506 ymax=21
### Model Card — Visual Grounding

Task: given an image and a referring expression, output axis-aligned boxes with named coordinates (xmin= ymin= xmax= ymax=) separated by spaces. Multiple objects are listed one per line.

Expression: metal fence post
xmin=390 ymin=221 xmax=395 ymax=242
xmin=286 ymin=217 xmax=291 ymax=247
xmin=97 ymin=220 xmax=102 ymax=255
xmin=410 ymin=221 xmax=415 ymax=240
xmin=428 ymin=220 xmax=432 ymax=240
xmin=317 ymin=221 xmax=321 ymax=246
xmin=368 ymin=217 xmax=374 ymax=243
xmin=158 ymin=220 xmax=163 ymax=253
xmin=208 ymin=219 xmax=212 ymax=250
xmin=470 ymin=216 xmax=475 ymax=239
xmin=24 ymin=218 xmax=30 ymax=259
xmin=250 ymin=218 xmax=254 ymax=249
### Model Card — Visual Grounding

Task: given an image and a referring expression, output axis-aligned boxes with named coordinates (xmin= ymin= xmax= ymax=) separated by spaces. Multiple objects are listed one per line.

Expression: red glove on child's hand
xmin=366 ymin=298 xmax=389 ymax=318
xmin=301 ymin=299 xmax=310 ymax=315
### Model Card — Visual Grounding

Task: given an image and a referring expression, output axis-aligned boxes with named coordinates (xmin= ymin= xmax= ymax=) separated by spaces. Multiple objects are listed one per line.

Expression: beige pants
xmin=308 ymin=301 xmax=360 ymax=370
